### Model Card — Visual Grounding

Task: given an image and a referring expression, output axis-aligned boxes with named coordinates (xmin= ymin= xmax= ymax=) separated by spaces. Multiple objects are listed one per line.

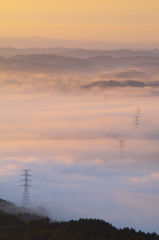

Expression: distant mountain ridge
xmin=0 ymin=47 xmax=159 ymax=58
xmin=0 ymin=37 xmax=159 ymax=49
xmin=0 ymin=50 xmax=159 ymax=74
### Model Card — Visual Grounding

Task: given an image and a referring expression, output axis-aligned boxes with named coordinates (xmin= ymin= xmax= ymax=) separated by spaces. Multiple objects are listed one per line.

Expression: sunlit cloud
xmin=130 ymin=177 xmax=149 ymax=184
xmin=151 ymin=172 xmax=159 ymax=180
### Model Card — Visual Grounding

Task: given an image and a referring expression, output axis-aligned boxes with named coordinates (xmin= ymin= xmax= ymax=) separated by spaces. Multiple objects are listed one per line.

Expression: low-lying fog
xmin=0 ymin=48 xmax=159 ymax=233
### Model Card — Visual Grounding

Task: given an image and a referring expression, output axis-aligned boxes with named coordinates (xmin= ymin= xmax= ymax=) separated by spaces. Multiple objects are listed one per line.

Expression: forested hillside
xmin=0 ymin=213 xmax=158 ymax=240
xmin=0 ymin=199 xmax=158 ymax=239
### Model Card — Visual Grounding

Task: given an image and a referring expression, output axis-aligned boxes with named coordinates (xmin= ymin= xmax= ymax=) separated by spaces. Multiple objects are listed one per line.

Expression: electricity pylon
xmin=136 ymin=108 xmax=141 ymax=117
xmin=118 ymin=139 xmax=125 ymax=155
xmin=104 ymin=93 xmax=108 ymax=99
xmin=21 ymin=170 xmax=31 ymax=209
xmin=133 ymin=116 xmax=140 ymax=126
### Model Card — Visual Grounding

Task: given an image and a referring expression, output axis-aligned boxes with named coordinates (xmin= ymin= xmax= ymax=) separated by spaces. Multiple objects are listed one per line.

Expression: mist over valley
xmin=0 ymin=48 xmax=159 ymax=234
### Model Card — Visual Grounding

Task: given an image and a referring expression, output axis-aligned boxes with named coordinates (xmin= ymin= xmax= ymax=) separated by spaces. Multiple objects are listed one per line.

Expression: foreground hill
xmin=0 ymin=213 xmax=158 ymax=240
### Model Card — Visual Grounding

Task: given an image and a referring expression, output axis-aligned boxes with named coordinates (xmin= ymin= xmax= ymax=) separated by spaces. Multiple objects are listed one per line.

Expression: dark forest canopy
xmin=0 ymin=212 xmax=158 ymax=240
xmin=0 ymin=199 xmax=158 ymax=239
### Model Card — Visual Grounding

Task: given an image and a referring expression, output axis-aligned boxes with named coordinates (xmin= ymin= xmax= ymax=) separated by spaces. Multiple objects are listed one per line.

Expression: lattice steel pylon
xmin=133 ymin=116 xmax=140 ymax=126
xmin=118 ymin=139 xmax=125 ymax=155
xmin=136 ymin=107 xmax=141 ymax=117
xmin=21 ymin=170 xmax=31 ymax=209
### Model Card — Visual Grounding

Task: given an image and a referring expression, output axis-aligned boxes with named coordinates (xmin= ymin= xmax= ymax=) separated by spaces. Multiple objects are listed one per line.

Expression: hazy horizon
xmin=0 ymin=37 xmax=159 ymax=49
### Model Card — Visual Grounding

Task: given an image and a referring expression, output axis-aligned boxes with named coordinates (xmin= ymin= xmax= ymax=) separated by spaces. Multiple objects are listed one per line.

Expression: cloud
xmin=116 ymin=69 xmax=144 ymax=78
xmin=0 ymin=67 xmax=159 ymax=96
xmin=81 ymin=80 xmax=159 ymax=90
xmin=151 ymin=172 xmax=159 ymax=180
xmin=130 ymin=177 xmax=149 ymax=184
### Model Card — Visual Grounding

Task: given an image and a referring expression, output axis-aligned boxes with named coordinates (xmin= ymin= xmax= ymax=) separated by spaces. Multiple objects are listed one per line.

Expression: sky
xmin=0 ymin=0 xmax=159 ymax=42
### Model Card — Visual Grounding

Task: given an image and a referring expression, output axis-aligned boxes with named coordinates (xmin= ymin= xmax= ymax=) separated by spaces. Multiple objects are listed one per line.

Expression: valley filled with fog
xmin=0 ymin=48 xmax=159 ymax=233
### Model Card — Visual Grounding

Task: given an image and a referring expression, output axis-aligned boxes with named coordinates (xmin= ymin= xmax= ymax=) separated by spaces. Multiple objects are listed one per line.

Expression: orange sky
xmin=1 ymin=0 xmax=159 ymax=42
